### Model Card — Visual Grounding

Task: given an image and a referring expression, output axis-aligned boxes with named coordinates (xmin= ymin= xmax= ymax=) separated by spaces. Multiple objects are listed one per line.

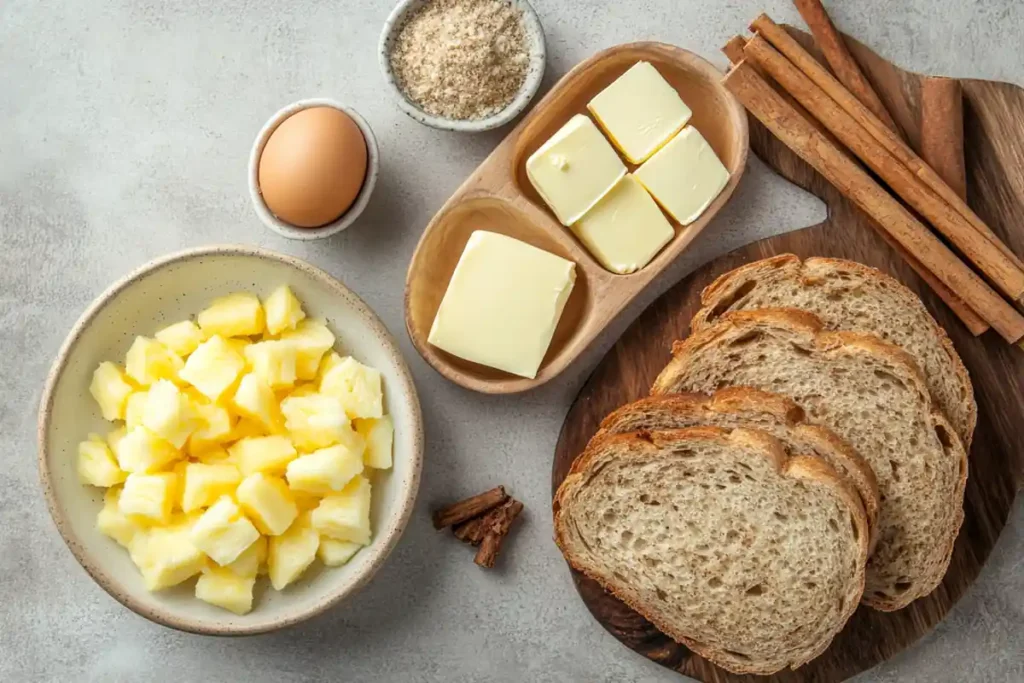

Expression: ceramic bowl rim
xmin=37 ymin=244 xmax=424 ymax=635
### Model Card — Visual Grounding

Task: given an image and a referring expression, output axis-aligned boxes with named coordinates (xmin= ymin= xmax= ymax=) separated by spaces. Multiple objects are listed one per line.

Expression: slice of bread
xmin=554 ymin=426 xmax=869 ymax=675
xmin=598 ymin=388 xmax=880 ymax=550
xmin=690 ymin=255 xmax=976 ymax=448
xmin=652 ymin=309 xmax=967 ymax=610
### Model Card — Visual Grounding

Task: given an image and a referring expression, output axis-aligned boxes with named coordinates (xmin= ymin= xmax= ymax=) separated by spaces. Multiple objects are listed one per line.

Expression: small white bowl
xmin=249 ymin=99 xmax=380 ymax=240
xmin=378 ymin=0 xmax=546 ymax=132
xmin=38 ymin=245 xmax=423 ymax=635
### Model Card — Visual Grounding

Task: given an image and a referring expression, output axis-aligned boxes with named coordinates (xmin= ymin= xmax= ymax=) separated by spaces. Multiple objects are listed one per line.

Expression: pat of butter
xmin=572 ymin=175 xmax=674 ymax=274
xmin=588 ymin=61 xmax=693 ymax=164
xmin=526 ymin=114 xmax=626 ymax=226
xmin=428 ymin=231 xmax=576 ymax=379
xmin=635 ymin=126 xmax=729 ymax=226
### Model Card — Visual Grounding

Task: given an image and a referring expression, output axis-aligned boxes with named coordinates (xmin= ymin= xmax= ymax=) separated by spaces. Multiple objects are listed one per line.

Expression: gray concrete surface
xmin=1 ymin=0 xmax=1021 ymax=681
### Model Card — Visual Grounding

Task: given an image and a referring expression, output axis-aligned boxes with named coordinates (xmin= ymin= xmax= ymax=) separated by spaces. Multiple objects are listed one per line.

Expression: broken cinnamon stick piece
xmin=452 ymin=516 xmax=485 ymax=546
xmin=432 ymin=486 xmax=508 ymax=529
xmin=473 ymin=499 xmax=524 ymax=568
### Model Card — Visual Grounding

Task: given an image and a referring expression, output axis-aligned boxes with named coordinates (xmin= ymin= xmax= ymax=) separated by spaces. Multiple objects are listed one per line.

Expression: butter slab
xmin=635 ymin=126 xmax=729 ymax=226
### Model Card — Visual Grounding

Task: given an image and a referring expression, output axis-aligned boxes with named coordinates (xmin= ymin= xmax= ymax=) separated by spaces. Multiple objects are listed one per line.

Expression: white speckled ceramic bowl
xmin=38 ymin=245 xmax=423 ymax=635
xmin=378 ymin=0 xmax=546 ymax=132
xmin=249 ymin=99 xmax=380 ymax=240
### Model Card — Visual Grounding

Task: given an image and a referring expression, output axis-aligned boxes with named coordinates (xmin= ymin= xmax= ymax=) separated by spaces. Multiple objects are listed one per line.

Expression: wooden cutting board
xmin=551 ymin=30 xmax=1024 ymax=683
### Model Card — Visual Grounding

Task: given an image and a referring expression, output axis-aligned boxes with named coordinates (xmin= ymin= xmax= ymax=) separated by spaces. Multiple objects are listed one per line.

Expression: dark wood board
xmin=551 ymin=29 xmax=1024 ymax=683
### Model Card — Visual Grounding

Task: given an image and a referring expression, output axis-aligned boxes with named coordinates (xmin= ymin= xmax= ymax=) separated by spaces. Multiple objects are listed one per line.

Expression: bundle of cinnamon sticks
xmin=432 ymin=486 xmax=523 ymax=568
xmin=723 ymin=1 xmax=1024 ymax=349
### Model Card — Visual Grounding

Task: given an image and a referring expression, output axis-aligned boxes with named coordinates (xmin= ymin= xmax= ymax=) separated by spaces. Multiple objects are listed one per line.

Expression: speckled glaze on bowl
xmin=38 ymin=245 xmax=423 ymax=635
xmin=249 ymin=99 xmax=380 ymax=240
xmin=378 ymin=0 xmax=546 ymax=132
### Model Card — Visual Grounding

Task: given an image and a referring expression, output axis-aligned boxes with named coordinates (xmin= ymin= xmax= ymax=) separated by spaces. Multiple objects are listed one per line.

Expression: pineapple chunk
xmin=231 ymin=373 xmax=280 ymax=432
xmin=316 ymin=351 xmax=345 ymax=384
xmin=119 ymin=471 xmax=178 ymax=522
xmin=106 ymin=426 xmax=127 ymax=462
xmin=89 ymin=362 xmax=134 ymax=421
xmin=181 ymin=462 xmax=242 ymax=512
xmin=78 ymin=438 xmax=126 ymax=487
xmin=179 ymin=335 xmax=246 ymax=402
xmin=320 ymin=357 xmax=384 ymax=419
xmin=280 ymin=319 xmax=335 ymax=379
xmin=136 ymin=522 xmax=206 ymax=591
xmin=195 ymin=566 xmax=256 ymax=615
xmin=229 ymin=436 xmax=297 ymax=476
xmin=124 ymin=391 xmax=148 ymax=430
xmin=244 ymin=341 xmax=298 ymax=389
xmin=97 ymin=487 xmax=148 ymax=548
xmin=190 ymin=496 xmax=260 ymax=566
xmin=228 ymin=417 xmax=272 ymax=443
xmin=267 ymin=514 xmax=319 ymax=590
xmin=292 ymin=491 xmax=321 ymax=512
xmin=155 ymin=320 xmax=206 ymax=357
xmin=280 ymin=393 xmax=362 ymax=452
xmin=355 ymin=416 xmax=393 ymax=470
xmin=125 ymin=336 xmax=184 ymax=386
xmin=236 ymin=473 xmax=298 ymax=536
xmin=141 ymin=379 xmax=196 ymax=449
xmin=318 ymin=538 xmax=362 ymax=567
xmin=197 ymin=292 xmax=265 ymax=338
xmin=190 ymin=444 xmax=230 ymax=463
xmin=188 ymin=399 xmax=235 ymax=450
xmin=264 ymin=285 xmax=307 ymax=335
xmin=285 ymin=444 xmax=364 ymax=495
xmin=311 ymin=475 xmax=371 ymax=545
xmin=117 ymin=426 xmax=180 ymax=473
xmin=226 ymin=535 xmax=267 ymax=578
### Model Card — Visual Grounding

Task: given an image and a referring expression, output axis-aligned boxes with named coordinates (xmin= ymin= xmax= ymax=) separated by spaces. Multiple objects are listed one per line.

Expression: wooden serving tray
xmin=551 ymin=32 xmax=1024 ymax=683
xmin=404 ymin=43 xmax=748 ymax=394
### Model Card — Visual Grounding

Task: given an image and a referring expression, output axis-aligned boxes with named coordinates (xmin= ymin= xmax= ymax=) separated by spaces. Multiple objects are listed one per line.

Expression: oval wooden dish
xmin=404 ymin=42 xmax=749 ymax=394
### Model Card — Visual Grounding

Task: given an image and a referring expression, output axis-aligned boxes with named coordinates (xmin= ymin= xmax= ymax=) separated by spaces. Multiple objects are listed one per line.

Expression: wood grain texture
xmin=551 ymin=30 xmax=1024 ymax=683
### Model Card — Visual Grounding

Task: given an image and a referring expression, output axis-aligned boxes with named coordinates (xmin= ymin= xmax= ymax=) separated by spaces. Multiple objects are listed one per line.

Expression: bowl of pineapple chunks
xmin=38 ymin=245 xmax=423 ymax=634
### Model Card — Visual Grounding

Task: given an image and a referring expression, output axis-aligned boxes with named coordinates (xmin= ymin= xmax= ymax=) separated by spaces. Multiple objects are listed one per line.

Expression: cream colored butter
xmin=588 ymin=61 xmax=693 ymax=164
xmin=526 ymin=114 xmax=626 ymax=226
xmin=572 ymin=175 xmax=674 ymax=274
xmin=428 ymin=231 xmax=576 ymax=379
xmin=635 ymin=126 xmax=729 ymax=225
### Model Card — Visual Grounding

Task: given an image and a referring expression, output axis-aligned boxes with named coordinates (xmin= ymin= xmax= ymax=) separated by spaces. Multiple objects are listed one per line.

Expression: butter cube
xmin=285 ymin=444 xmax=364 ymax=495
xmin=236 ymin=473 xmax=298 ymax=536
xmin=195 ymin=567 xmax=256 ymax=614
xmin=141 ymin=380 xmax=196 ymax=449
xmin=588 ymin=61 xmax=693 ymax=163
xmin=264 ymin=285 xmax=307 ymax=335
xmin=78 ymin=437 xmax=126 ymax=487
xmin=267 ymin=514 xmax=320 ymax=590
xmin=181 ymin=462 xmax=242 ymax=512
xmin=89 ymin=362 xmax=135 ymax=421
xmin=190 ymin=496 xmax=260 ymax=566
xmin=320 ymin=357 xmax=383 ymax=419
xmin=229 ymin=436 xmax=297 ymax=476
xmin=231 ymin=373 xmax=280 ymax=432
xmin=571 ymin=174 xmax=674 ymax=274
xmin=279 ymin=319 xmax=335 ymax=379
xmin=179 ymin=335 xmax=246 ymax=402
xmin=635 ymin=126 xmax=730 ymax=226
xmin=137 ymin=523 xmax=206 ymax=591
xmin=155 ymin=320 xmax=206 ymax=358
xmin=119 ymin=471 xmax=177 ymax=522
xmin=117 ymin=426 xmax=180 ymax=473
xmin=318 ymin=538 xmax=362 ymax=567
xmin=124 ymin=391 xmax=148 ymax=430
xmin=125 ymin=337 xmax=184 ymax=387
xmin=280 ymin=393 xmax=360 ymax=452
xmin=245 ymin=340 xmax=298 ymax=389
xmin=311 ymin=475 xmax=371 ymax=545
xmin=427 ymin=231 xmax=576 ymax=378
xmin=97 ymin=487 xmax=148 ymax=548
xmin=197 ymin=292 xmax=265 ymax=338
xmin=526 ymin=114 xmax=626 ymax=226
xmin=226 ymin=535 xmax=267 ymax=578
xmin=355 ymin=416 xmax=393 ymax=470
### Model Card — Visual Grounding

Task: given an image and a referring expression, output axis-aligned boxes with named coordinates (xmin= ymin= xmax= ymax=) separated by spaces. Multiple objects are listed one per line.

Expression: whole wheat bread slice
xmin=652 ymin=309 xmax=967 ymax=610
xmin=690 ymin=255 xmax=975 ymax=447
xmin=554 ymin=427 xmax=869 ymax=675
xmin=597 ymin=388 xmax=880 ymax=550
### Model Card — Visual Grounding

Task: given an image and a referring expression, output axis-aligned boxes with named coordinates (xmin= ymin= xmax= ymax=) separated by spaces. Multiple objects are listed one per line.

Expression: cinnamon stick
xmin=432 ymin=486 xmax=508 ymax=529
xmin=920 ymin=77 xmax=968 ymax=200
xmin=751 ymin=14 xmax=1024 ymax=281
xmin=742 ymin=33 xmax=1024 ymax=304
xmin=473 ymin=499 xmax=524 ymax=568
xmin=722 ymin=60 xmax=1024 ymax=343
xmin=452 ymin=516 xmax=485 ymax=545
xmin=792 ymin=0 xmax=904 ymax=138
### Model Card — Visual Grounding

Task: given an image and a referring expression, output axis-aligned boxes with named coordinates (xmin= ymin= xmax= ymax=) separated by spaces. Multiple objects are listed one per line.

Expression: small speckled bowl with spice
xmin=379 ymin=0 xmax=546 ymax=132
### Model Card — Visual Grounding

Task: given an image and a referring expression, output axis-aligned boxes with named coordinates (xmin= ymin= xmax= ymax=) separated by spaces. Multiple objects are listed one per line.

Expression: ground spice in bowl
xmin=388 ymin=0 xmax=530 ymax=121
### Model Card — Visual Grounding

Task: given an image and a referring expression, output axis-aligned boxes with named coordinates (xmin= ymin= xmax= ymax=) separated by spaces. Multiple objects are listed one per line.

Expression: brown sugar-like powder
xmin=389 ymin=0 xmax=529 ymax=121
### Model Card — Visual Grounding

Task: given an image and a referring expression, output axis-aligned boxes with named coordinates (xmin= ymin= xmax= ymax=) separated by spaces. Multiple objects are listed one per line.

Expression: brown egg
xmin=258 ymin=106 xmax=368 ymax=228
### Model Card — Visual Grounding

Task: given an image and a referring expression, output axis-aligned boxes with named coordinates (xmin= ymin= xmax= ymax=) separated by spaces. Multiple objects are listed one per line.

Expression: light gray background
xmin=1 ymin=0 xmax=1021 ymax=681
